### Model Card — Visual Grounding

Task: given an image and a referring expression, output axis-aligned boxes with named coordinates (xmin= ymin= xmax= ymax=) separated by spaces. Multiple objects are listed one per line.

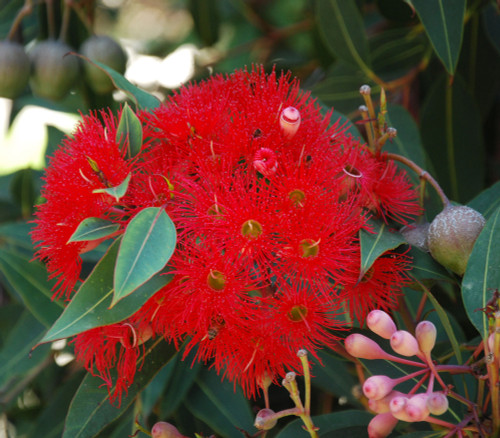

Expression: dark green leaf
xmin=63 ymin=339 xmax=177 ymax=438
xmin=0 ymin=221 xmax=35 ymax=253
xmin=275 ymin=410 xmax=373 ymax=438
xmin=420 ymin=74 xmax=484 ymax=203
xmin=0 ymin=249 xmax=63 ymax=327
xmin=10 ymin=167 xmax=36 ymax=217
xmin=410 ymin=0 xmax=466 ymax=74
xmin=468 ymin=180 xmax=500 ymax=220
xmin=189 ymin=0 xmax=220 ymax=46
xmin=359 ymin=220 xmax=407 ymax=278
xmin=316 ymin=0 xmax=372 ymax=72
xmin=116 ymin=103 xmax=143 ymax=159
xmin=68 ymin=217 xmax=120 ymax=243
xmin=407 ymin=246 xmax=454 ymax=283
xmin=462 ymin=205 xmax=500 ymax=338
xmin=483 ymin=2 xmax=500 ymax=56
xmin=93 ymin=173 xmax=131 ymax=202
xmin=76 ymin=54 xmax=160 ymax=110
xmin=40 ymin=239 xmax=172 ymax=344
xmin=113 ymin=207 xmax=176 ymax=306
xmin=318 ymin=102 xmax=361 ymax=140
xmin=184 ymin=368 xmax=254 ymax=438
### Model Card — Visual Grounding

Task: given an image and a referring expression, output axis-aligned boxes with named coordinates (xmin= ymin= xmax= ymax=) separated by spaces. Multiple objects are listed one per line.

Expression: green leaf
xmin=62 ymin=339 xmax=177 ymax=438
xmin=359 ymin=220 xmax=407 ymax=278
xmin=420 ymin=74 xmax=484 ymax=203
xmin=116 ymin=103 xmax=143 ymax=159
xmin=407 ymin=246 xmax=454 ymax=283
xmin=468 ymin=180 xmax=500 ymax=220
xmin=93 ymin=173 xmax=131 ymax=202
xmin=76 ymin=54 xmax=160 ymax=110
xmin=10 ymin=167 xmax=36 ymax=217
xmin=410 ymin=0 xmax=466 ymax=74
xmin=275 ymin=410 xmax=373 ymax=438
xmin=462 ymin=205 xmax=500 ymax=338
xmin=0 ymin=249 xmax=63 ymax=327
xmin=0 ymin=221 xmax=35 ymax=253
xmin=68 ymin=218 xmax=120 ymax=243
xmin=184 ymin=368 xmax=254 ymax=438
xmin=39 ymin=239 xmax=172 ymax=344
xmin=189 ymin=0 xmax=220 ymax=46
xmin=113 ymin=207 xmax=176 ymax=306
xmin=483 ymin=2 xmax=500 ymax=56
xmin=316 ymin=0 xmax=372 ymax=73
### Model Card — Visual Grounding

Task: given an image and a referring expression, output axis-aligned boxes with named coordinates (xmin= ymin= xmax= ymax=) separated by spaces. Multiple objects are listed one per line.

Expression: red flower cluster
xmin=32 ymin=67 xmax=419 ymax=403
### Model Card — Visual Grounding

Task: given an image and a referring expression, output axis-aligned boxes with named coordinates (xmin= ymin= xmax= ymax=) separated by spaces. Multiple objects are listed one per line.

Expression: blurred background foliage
xmin=0 ymin=0 xmax=499 ymax=437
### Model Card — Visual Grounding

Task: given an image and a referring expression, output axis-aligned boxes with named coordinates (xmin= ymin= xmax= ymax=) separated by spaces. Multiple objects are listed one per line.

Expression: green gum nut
xmin=0 ymin=40 xmax=30 ymax=99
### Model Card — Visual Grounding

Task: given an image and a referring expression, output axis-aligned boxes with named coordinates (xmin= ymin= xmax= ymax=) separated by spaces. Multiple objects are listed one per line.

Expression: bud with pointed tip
xmin=426 ymin=392 xmax=449 ymax=415
xmin=254 ymin=408 xmax=278 ymax=430
xmin=427 ymin=205 xmax=485 ymax=275
xmin=390 ymin=330 xmax=419 ymax=357
xmin=151 ymin=422 xmax=184 ymax=438
xmin=367 ymin=310 xmax=397 ymax=339
xmin=280 ymin=106 xmax=300 ymax=139
xmin=415 ymin=321 xmax=436 ymax=354
xmin=363 ymin=375 xmax=396 ymax=400
xmin=367 ymin=412 xmax=398 ymax=438
xmin=345 ymin=334 xmax=388 ymax=360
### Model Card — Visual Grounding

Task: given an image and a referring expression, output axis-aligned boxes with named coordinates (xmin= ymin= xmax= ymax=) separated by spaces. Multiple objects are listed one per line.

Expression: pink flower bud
xmin=427 ymin=392 xmax=449 ymax=415
xmin=488 ymin=333 xmax=495 ymax=353
xmin=415 ymin=321 xmax=436 ymax=354
xmin=345 ymin=334 xmax=388 ymax=360
xmin=405 ymin=393 xmax=430 ymax=422
xmin=367 ymin=412 xmax=398 ymax=438
xmin=389 ymin=396 xmax=413 ymax=422
xmin=254 ymin=408 xmax=278 ymax=430
xmin=363 ymin=375 xmax=396 ymax=400
xmin=367 ymin=310 xmax=397 ymax=339
xmin=368 ymin=391 xmax=404 ymax=414
xmin=280 ymin=106 xmax=301 ymax=139
xmin=390 ymin=330 xmax=419 ymax=357
xmin=151 ymin=422 xmax=184 ymax=438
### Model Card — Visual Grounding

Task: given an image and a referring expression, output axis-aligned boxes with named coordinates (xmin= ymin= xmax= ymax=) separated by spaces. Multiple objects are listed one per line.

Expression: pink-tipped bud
xmin=367 ymin=413 xmax=398 ymax=438
xmin=390 ymin=330 xmax=419 ymax=357
xmin=254 ymin=408 xmax=278 ymax=430
xmin=363 ymin=375 xmax=396 ymax=400
xmin=368 ymin=391 xmax=404 ymax=414
xmin=151 ymin=422 xmax=184 ymax=438
xmin=415 ymin=321 xmax=436 ymax=354
xmin=280 ymin=106 xmax=301 ymax=139
xmin=253 ymin=147 xmax=278 ymax=176
xmin=345 ymin=334 xmax=388 ymax=360
xmin=367 ymin=310 xmax=397 ymax=339
xmin=427 ymin=392 xmax=449 ymax=416
xmin=405 ymin=393 xmax=430 ymax=422
xmin=389 ymin=396 xmax=413 ymax=422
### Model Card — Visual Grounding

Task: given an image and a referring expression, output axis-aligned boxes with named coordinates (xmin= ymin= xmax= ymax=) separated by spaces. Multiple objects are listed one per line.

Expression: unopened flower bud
xmin=367 ymin=310 xmax=397 ymax=339
xmin=280 ymin=106 xmax=301 ymax=139
xmin=345 ymin=334 xmax=388 ymax=360
xmin=390 ymin=330 xmax=419 ymax=357
xmin=151 ymin=421 xmax=184 ymax=438
xmin=254 ymin=408 xmax=278 ymax=430
xmin=367 ymin=412 xmax=398 ymax=438
xmin=405 ymin=393 xmax=430 ymax=422
xmin=415 ymin=321 xmax=436 ymax=354
xmin=427 ymin=392 xmax=449 ymax=415
xmin=389 ymin=396 xmax=413 ymax=422
xmin=363 ymin=375 xmax=396 ymax=400
xmin=368 ymin=390 xmax=404 ymax=414
xmin=427 ymin=205 xmax=485 ymax=275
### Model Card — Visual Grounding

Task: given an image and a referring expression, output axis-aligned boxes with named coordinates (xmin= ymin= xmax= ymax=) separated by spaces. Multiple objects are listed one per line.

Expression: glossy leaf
xmin=359 ymin=220 xmax=407 ymax=278
xmin=40 ymin=239 xmax=172 ymax=344
xmin=93 ymin=173 xmax=131 ymax=202
xmin=184 ymin=368 xmax=254 ymax=438
xmin=68 ymin=217 xmax=120 ymax=243
xmin=275 ymin=411 xmax=373 ymax=438
xmin=462 ymin=205 xmax=500 ymax=338
xmin=116 ymin=103 xmax=143 ymax=159
xmin=420 ymin=74 xmax=484 ymax=203
xmin=468 ymin=180 xmax=500 ymax=220
xmin=0 ymin=249 xmax=63 ymax=327
xmin=316 ymin=0 xmax=372 ymax=71
xmin=411 ymin=0 xmax=466 ymax=74
xmin=63 ymin=339 xmax=177 ymax=438
xmin=113 ymin=207 xmax=176 ymax=306
xmin=76 ymin=54 xmax=160 ymax=110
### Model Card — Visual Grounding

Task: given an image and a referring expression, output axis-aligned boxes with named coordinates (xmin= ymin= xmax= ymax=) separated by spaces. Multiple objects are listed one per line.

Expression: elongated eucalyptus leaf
xmin=113 ymin=207 xmax=176 ymax=306
xmin=359 ymin=220 xmax=407 ymax=278
xmin=92 ymin=173 xmax=131 ymax=202
xmin=468 ymin=180 xmax=500 ymax=220
xmin=407 ymin=246 xmax=454 ymax=283
xmin=116 ymin=103 xmax=143 ymax=159
xmin=76 ymin=54 xmax=160 ymax=110
xmin=40 ymin=239 xmax=172 ymax=344
xmin=410 ymin=0 xmax=466 ymax=74
xmin=63 ymin=339 xmax=177 ymax=438
xmin=462 ymin=206 xmax=500 ymax=338
xmin=316 ymin=0 xmax=372 ymax=72
xmin=275 ymin=411 xmax=373 ymax=438
xmin=68 ymin=217 xmax=120 ymax=243
xmin=0 ymin=249 xmax=63 ymax=327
